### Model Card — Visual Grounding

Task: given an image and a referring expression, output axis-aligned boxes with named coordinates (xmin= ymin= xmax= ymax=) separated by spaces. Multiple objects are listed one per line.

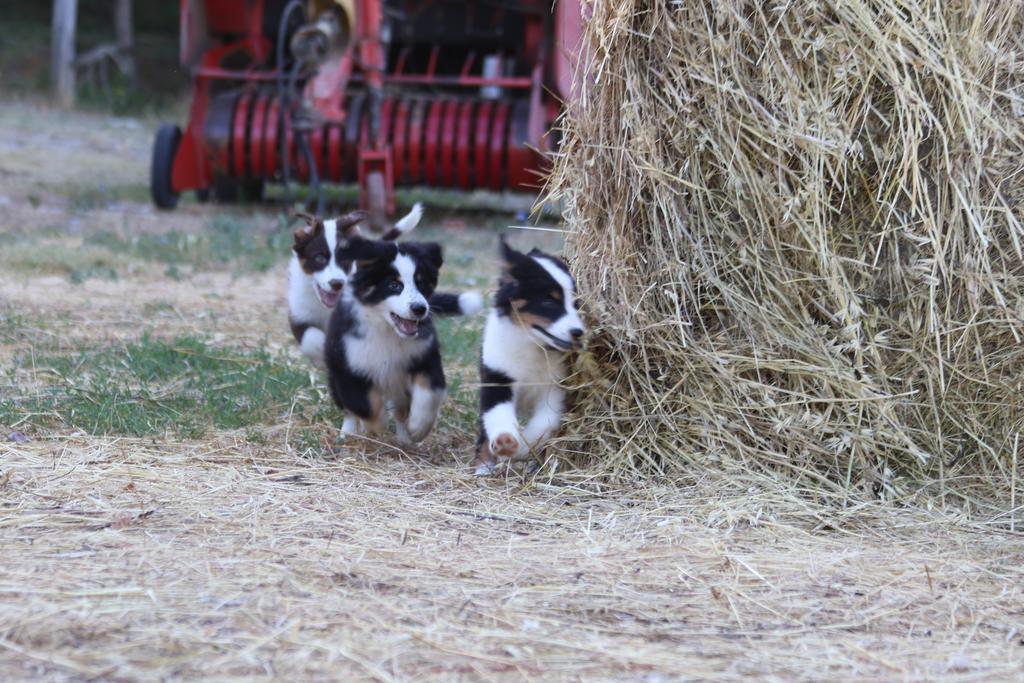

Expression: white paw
xmin=406 ymin=419 xmax=436 ymax=443
xmin=395 ymin=421 xmax=412 ymax=446
xmin=340 ymin=416 xmax=364 ymax=438
xmin=490 ymin=432 xmax=526 ymax=460
xmin=407 ymin=404 xmax=441 ymax=442
xmin=474 ymin=461 xmax=497 ymax=477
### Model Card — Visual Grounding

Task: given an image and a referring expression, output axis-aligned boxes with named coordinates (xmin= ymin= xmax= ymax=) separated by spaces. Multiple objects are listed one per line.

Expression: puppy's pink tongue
xmin=319 ymin=289 xmax=341 ymax=308
xmin=397 ymin=318 xmax=418 ymax=336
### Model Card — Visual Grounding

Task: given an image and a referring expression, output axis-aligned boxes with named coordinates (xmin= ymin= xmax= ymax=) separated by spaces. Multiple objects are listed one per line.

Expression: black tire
xmin=196 ymin=188 xmax=210 ymax=203
xmin=151 ymin=124 xmax=181 ymax=210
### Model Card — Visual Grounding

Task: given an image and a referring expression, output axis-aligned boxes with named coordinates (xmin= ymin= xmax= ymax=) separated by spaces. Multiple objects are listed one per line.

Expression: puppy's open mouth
xmin=390 ymin=313 xmax=420 ymax=337
xmin=317 ymin=286 xmax=342 ymax=308
xmin=531 ymin=325 xmax=574 ymax=351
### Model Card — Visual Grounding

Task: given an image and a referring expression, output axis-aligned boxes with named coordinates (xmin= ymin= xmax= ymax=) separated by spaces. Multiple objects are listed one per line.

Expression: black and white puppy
xmin=474 ymin=236 xmax=586 ymax=475
xmin=325 ymin=237 xmax=448 ymax=444
xmin=289 ymin=203 xmax=481 ymax=367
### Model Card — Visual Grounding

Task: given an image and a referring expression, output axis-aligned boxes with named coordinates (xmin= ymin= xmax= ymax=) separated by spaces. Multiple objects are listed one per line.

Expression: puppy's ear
xmin=345 ymin=236 xmax=391 ymax=267
xmin=418 ymin=242 xmax=443 ymax=270
xmin=334 ymin=210 xmax=371 ymax=238
xmin=499 ymin=233 xmax=518 ymax=264
xmin=498 ymin=233 xmax=524 ymax=284
xmin=292 ymin=213 xmax=322 ymax=250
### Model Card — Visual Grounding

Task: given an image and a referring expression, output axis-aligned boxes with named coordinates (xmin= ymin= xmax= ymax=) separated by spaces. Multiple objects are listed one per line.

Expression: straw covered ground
xmin=3 ymin=433 xmax=1024 ymax=681
xmin=1 ymin=92 xmax=1023 ymax=679
xmin=549 ymin=1 xmax=1024 ymax=520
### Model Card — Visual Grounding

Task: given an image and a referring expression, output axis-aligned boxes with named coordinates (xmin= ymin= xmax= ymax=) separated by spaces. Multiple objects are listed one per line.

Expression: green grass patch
xmin=0 ymin=213 xmax=295 ymax=282
xmin=0 ymin=314 xmax=486 ymax=442
xmin=0 ymin=309 xmax=30 ymax=345
xmin=87 ymin=214 xmax=292 ymax=273
xmin=0 ymin=239 xmax=121 ymax=280
xmin=65 ymin=183 xmax=152 ymax=212
xmin=1 ymin=335 xmax=311 ymax=438
xmin=434 ymin=316 xmax=483 ymax=434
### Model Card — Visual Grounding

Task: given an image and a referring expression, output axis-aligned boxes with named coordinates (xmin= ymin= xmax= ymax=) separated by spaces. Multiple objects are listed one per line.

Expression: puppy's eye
xmin=313 ymin=254 xmax=328 ymax=266
xmin=388 ymin=280 xmax=403 ymax=293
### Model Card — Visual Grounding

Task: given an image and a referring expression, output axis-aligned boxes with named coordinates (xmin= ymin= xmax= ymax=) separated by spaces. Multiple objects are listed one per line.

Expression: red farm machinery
xmin=151 ymin=0 xmax=583 ymax=217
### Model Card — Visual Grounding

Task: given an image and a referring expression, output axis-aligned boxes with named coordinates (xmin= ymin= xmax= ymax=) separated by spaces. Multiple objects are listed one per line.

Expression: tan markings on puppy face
xmin=294 ymin=222 xmax=329 ymax=274
xmin=293 ymin=216 xmax=328 ymax=274
xmin=509 ymin=300 xmax=555 ymax=332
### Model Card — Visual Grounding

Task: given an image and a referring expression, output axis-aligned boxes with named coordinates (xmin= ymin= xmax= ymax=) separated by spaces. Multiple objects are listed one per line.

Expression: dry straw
xmin=547 ymin=0 xmax=1024 ymax=520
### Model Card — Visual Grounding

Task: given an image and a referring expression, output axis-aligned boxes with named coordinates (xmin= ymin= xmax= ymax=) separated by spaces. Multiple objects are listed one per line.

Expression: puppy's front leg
xmin=330 ymin=372 xmax=383 ymax=439
xmin=407 ymin=379 xmax=445 ymax=443
xmin=299 ymin=327 xmax=326 ymax=368
xmin=476 ymin=365 xmax=524 ymax=474
xmin=393 ymin=397 xmax=412 ymax=445
xmin=522 ymin=386 xmax=565 ymax=454
xmin=405 ymin=350 xmax=447 ymax=443
xmin=340 ymin=414 xmax=364 ymax=438
xmin=360 ymin=389 xmax=386 ymax=436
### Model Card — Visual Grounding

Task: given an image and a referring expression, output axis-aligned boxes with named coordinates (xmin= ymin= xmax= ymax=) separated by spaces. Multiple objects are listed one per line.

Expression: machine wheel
xmin=151 ymin=124 xmax=181 ymax=210
xmin=196 ymin=188 xmax=210 ymax=203
xmin=366 ymin=171 xmax=387 ymax=216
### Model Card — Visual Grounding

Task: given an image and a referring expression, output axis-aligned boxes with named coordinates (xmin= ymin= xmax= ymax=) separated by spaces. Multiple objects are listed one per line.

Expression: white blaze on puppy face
xmin=382 ymin=254 xmax=429 ymax=337
xmin=309 ymin=219 xmax=352 ymax=302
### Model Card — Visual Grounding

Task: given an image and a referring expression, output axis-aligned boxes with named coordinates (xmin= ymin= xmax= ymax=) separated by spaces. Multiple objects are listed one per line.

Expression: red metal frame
xmin=167 ymin=0 xmax=584 ymax=210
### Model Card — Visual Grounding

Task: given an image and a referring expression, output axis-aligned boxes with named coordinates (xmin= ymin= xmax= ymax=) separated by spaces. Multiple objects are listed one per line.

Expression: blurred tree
xmin=51 ymin=0 xmax=78 ymax=106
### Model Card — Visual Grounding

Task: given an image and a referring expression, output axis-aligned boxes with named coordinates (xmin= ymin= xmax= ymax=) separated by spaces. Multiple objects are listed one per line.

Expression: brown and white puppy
xmin=288 ymin=204 xmax=482 ymax=368
xmin=474 ymin=235 xmax=585 ymax=475
xmin=289 ymin=206 xmax=422 ymax=367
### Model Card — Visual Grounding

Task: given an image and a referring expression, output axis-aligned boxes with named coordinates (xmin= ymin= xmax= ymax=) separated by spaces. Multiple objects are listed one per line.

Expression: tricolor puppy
xmin=474 ymin=236 xmax=585 ymax=475
xmin=289 ymin=203 xmax=481 ymax=367
xmin=325 ymin=237 xmax=449 ymax=444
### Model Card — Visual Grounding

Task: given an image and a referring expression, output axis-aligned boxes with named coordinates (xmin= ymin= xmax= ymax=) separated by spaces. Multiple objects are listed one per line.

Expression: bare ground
xmin=1 ymin=102 xmax=1023 ymax=681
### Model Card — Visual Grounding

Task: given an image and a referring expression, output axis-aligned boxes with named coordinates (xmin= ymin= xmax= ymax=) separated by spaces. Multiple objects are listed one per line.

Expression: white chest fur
xmin=287 ymin=256 xmax=331 ymax=330
xmin=344 ymin=308 xmax=432 ymax=399
xmin=481 ymin=310 xmax=567 ymax=412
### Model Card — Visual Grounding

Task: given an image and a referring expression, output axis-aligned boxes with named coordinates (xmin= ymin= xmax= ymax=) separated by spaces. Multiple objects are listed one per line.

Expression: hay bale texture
xmin=550 ymin=1 xmax=1024 ymax=513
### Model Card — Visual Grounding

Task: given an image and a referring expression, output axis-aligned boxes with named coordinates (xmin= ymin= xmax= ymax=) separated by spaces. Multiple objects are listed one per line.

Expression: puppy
xmin=474 ymin=236 xmax=585 ymax=475
xmin=289 ymin=203 xmax=481 ymax=367
xmin=325 ymin=237 xmax=448 ymax=444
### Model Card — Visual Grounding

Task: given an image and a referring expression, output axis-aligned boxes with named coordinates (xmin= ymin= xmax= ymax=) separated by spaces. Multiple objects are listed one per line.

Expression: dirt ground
xmin=2 ymin=101 xmax=1023 ymax=681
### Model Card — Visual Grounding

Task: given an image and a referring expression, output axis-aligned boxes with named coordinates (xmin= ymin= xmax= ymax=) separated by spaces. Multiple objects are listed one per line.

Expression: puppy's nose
xmin=328 ymin=279 xmax=344 ymax=292
xmin=409 ymin=302 xmax=427 ymax=318
xmin=570 ymin=328 xmax=584 ymax=340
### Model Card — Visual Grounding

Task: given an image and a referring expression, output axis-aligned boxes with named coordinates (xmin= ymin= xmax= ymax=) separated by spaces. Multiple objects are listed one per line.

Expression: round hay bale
xmin=549 ymin=0 xmax=1024 ymax=513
